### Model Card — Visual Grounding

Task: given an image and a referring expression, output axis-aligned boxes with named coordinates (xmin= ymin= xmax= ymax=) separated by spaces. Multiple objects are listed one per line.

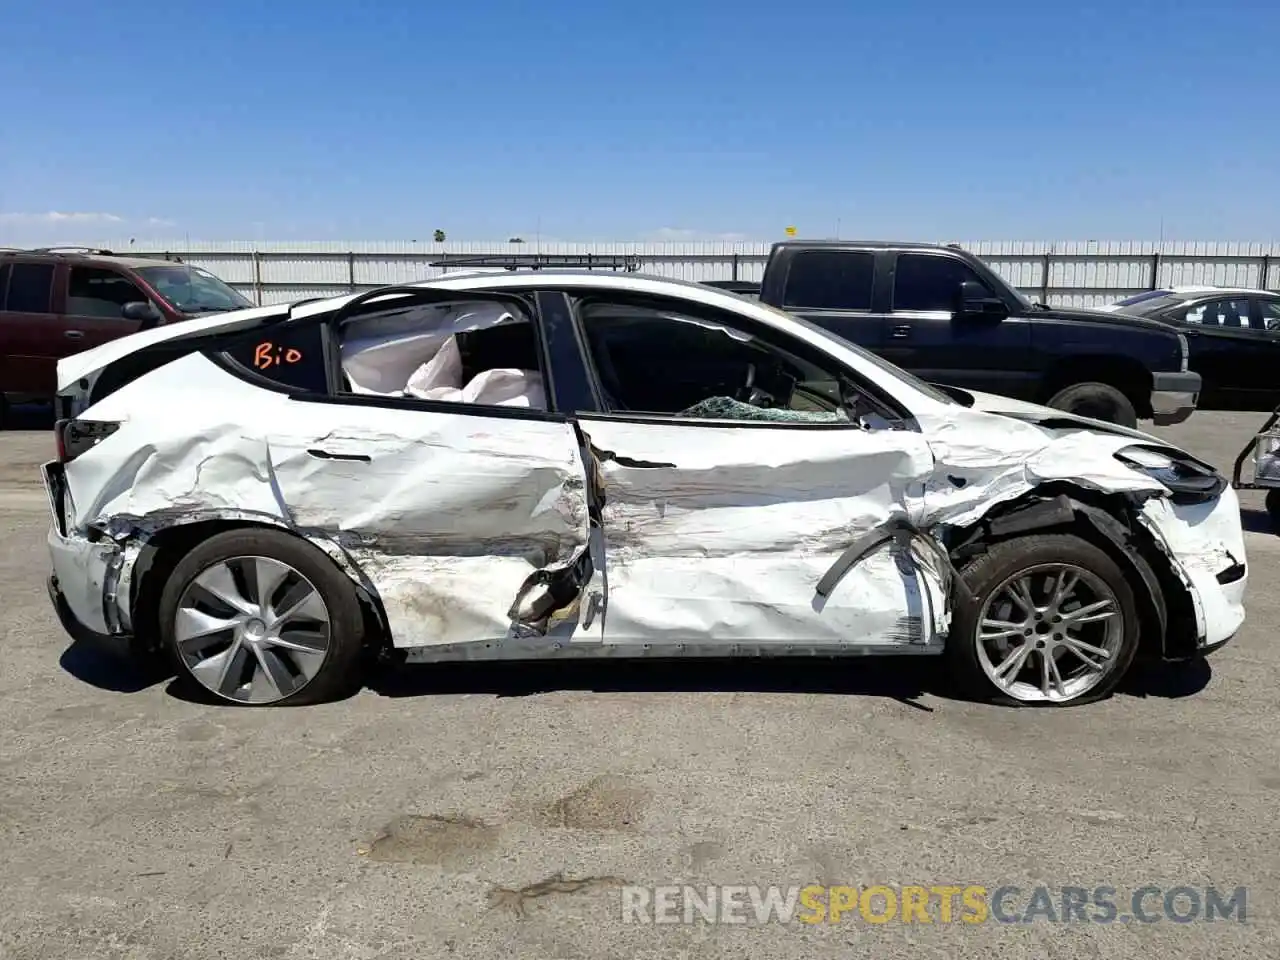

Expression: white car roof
xmin=1164 ymin=285 xmax=1274 ymax=297
xmin=57 ymin=271 xmax=951 ymax=413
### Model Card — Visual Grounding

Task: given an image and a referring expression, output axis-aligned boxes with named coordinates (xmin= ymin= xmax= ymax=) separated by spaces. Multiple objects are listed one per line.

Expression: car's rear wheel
xmin=158 ymin=528 xmax=366 ymax=706
xmin=946 ymin=534 xmax=1140 ymax=706
xmin=1045 ymin=382 xmax=1138 ymax=428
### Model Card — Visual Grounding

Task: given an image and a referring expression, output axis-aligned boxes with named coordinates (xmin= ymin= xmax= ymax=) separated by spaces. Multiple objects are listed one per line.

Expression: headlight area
xmin=1114 ymin=445 xmax=1226 ymax=504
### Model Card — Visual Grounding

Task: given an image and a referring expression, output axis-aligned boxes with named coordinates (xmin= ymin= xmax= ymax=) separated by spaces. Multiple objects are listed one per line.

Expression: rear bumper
xmin=1150 ymin=371 xmax=1202 ymax=425
xmin=47 ymin=525 xmax=124 ymax=637
xmin=42 ymin=459 xmax=135 ymax=643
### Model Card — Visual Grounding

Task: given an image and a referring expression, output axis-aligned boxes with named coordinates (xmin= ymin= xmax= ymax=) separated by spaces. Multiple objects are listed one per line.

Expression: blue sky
xmin=2 ymin=0 xmax=1277 ymax=242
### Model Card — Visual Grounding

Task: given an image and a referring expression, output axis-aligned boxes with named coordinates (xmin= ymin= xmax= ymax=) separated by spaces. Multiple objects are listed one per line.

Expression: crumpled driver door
xmin=573 ymin=415 xmax=949 ymax=652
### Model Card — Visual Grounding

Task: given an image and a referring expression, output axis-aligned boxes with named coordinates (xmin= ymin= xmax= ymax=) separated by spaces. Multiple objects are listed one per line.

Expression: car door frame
xmin=61 ymin=262 xmax=151 ymax=350
xmin=880 ymin=249 xmax=1035 ymax=399
xmin=0 ymin=258 xmax=66 ymax=398
xmin=200 ymin=285 xmax=610 ymax=657
xmin=767 ymin=246 xmax=888 ymax=355
xmin=1169 ymin=294 xmax=1274 ymax=407
xmin=528 ymin=286 xmax=951 ymax=656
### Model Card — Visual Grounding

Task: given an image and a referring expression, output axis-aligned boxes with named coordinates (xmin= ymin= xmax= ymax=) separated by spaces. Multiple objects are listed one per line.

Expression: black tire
xmin=1045 ymin=381 xmax=1138 ymax=428
xmin=158 ymin=528 xmax=367 ymax=706
xmin=945 ymin=533 xmax=1141 ymax=707
xmin=1267 ymin=490 xmax=1280 ymax=533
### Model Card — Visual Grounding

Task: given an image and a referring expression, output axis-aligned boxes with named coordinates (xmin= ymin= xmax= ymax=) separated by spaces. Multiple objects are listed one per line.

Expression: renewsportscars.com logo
xmin=621 ymin=884 xmax=1247 ymax=925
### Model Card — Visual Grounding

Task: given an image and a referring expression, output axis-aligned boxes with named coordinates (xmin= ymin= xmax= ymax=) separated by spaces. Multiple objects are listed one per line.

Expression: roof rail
xmin=25 ymin=246 xmax=116 ymax=256
xmin=429 ymin=253 xmax=643 ymax=272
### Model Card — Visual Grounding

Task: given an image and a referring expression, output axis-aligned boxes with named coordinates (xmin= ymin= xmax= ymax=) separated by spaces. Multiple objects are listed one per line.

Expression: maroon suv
xmin=0 ymin=247 xmax=254 ymax=424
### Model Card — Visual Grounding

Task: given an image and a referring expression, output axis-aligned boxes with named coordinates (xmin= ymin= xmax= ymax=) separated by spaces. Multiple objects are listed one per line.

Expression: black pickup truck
xmin=706 ymin=241 xmax=1201 ymax=428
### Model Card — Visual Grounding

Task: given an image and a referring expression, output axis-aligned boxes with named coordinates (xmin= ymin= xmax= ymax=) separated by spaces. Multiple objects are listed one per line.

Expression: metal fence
xmin=85 ymin=239 xmax=1280 ymax=308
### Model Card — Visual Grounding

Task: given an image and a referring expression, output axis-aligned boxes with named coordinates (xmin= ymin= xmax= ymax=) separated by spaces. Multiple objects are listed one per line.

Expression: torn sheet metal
xmin=1136 ymin=486 xmax=1247 ymax=648
xmin=574 ymin=416 xmax=950 ymax=649
xmin=912 ymin=399 xmax=1247 ymax=651
xmin=252 ymin=399 xmax=595 ymax=648
xmin=58 ymin=351 xmax=597 ymax=650
xmin=914 ymin=408 xmax=1169 ymax=530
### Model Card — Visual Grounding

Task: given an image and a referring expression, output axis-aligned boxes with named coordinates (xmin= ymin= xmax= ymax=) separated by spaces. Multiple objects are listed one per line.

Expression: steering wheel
xmin=734 ymin=363 xmax=777 ymax=407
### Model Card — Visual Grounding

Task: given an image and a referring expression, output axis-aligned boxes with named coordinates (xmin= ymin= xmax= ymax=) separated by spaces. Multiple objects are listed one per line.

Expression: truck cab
xmin=753 ymin=240 xmax=1200 ymax=428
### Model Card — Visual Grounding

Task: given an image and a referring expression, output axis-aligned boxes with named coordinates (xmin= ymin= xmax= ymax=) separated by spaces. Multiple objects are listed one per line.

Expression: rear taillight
xmin=55 ymin=419 xmax=120 ymax=463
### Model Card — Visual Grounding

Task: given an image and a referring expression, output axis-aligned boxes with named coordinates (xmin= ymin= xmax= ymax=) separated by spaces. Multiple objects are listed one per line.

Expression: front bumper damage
xmin=1136 ymin=485 xmax=1247 ymax=653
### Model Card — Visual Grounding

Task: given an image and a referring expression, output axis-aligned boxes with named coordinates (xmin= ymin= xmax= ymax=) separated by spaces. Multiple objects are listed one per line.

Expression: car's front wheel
xmin=158 ymin=528 xmax=367 ymax=706
xmin=946 ymin=534 xmax=1141 ymax=706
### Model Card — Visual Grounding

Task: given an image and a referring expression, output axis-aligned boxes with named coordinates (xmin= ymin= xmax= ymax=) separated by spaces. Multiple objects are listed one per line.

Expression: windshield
xmin=138 ymin=264 xmax=254 ymax=314
xmin=1113 ymin=289 xmax=1174 ymax=307
xmin=1113 ymin=293 xmax=1188 ymax=317
xmin=753 ymin=300 xmax=959 ymax=405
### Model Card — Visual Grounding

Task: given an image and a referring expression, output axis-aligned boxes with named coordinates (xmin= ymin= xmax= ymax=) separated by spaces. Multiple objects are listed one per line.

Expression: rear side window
xmin=0 ymin=264 xmax=9 ymax=305
xmin=5 ymin=263 xmax=55 ymax=313
xmin=893 ymin=254 xmax=991 ymax=312
xmin=221 ymin=322 xmax=331 ymax=393
xmin=781 ymin=251 xmax=875 ymax=310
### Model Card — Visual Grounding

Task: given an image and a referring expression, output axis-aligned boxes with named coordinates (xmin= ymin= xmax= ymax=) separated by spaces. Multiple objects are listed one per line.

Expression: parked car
xmin=44 ymin=271 xmax=1244 ymax=708
xmin=1101 ymin=286 xmax=1280 ymax=411
xmin=734 ymin=241 xmax=1200 ymax=429
xmin=0 ymin=247 xmax=253 ymax=423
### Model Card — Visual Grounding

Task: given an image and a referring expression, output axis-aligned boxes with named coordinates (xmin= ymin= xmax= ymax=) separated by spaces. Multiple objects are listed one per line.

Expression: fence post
xmin=252 ymin=249 xmax=263 ymax=306
xmin=732 ymin=253 xmax=739 ymax=281
xmin=1262 ymin=254 xmax=1272 ymax=292
xmin=1040 ymin=252 xmax=1051 ymax=303
xmin=1151 ymin=251 xmax=1161 ymax=291
xmin=347 ymin=251 xmax=356 ymax=292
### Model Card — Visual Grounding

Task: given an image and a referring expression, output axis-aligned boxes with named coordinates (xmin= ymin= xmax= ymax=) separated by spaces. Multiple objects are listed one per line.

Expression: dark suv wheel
xmin=1045 ymin=382 xmax=1138 ymax=428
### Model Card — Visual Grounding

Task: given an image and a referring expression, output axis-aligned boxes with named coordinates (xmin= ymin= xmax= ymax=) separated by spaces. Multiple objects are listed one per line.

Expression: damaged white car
xmin=43 ymin=272 xmax=1247 ymax=707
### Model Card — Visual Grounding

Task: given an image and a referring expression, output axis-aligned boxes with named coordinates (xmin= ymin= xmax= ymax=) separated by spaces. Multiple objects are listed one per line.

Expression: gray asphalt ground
xmin=1 ymin=406 xmax=1278 ymax=959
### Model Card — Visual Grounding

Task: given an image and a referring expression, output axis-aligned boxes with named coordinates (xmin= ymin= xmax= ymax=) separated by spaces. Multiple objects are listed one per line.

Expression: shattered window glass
xmin=579 ymin=302 xmax=855 ymax=423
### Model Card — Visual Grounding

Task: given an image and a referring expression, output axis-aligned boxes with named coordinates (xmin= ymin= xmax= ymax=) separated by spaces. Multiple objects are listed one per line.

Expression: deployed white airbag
xmin=339 ymin=300 xmax=545 ymax=408
xmin=340 ymin=301 xmax=522 ymax=395
xmin=405 ymin=335 xmax=464 ymax=394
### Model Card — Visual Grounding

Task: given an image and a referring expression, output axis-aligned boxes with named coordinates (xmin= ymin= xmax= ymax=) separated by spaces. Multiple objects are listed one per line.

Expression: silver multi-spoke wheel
xmin=975 ymin=562 xmax=1125 ymax=704
xmin=174 ymin=555 xmax=332 ymax=704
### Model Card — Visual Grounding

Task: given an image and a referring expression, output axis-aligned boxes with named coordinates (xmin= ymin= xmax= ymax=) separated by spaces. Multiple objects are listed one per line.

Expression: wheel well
xmin=947 ymin=485 xmax=1196 ymax=661
xmin=129 ymin=519 xmax=391 ymax=655
xmin=1038 ymin=355 xmax=1153 ymax=418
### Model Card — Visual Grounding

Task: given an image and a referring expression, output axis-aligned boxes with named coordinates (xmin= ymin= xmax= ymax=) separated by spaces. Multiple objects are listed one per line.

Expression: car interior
xmin=337 ymin=300 xmax=547 ymax=409
xmin=331 ymin=297 xmax=885 ymax=425
xmin=579 ymin=304 xmax=855 ymax=424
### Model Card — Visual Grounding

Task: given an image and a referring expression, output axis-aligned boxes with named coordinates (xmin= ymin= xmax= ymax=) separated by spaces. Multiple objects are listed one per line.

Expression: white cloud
xmin=146 ymin=217 xmax=176 ymax=227
xmin=0 ymin=211 xmax=125 ymax=224
xmin=649 ymin=227 xmax=751 ymax=242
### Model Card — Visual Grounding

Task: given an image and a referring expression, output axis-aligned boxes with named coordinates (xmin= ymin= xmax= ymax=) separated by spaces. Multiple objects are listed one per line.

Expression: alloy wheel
xmin=974 ymin=562 xmax=1125 ymax=704
xmin=174 ymin=555 xmax=332 ymax=704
